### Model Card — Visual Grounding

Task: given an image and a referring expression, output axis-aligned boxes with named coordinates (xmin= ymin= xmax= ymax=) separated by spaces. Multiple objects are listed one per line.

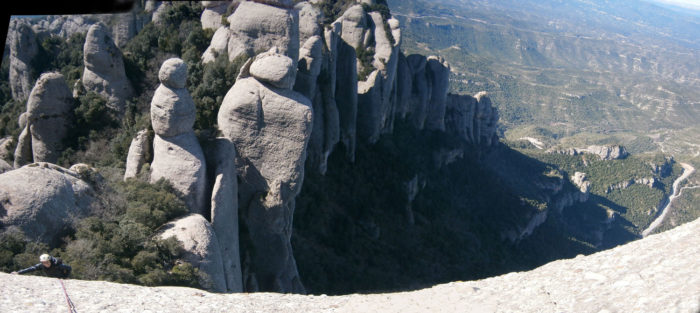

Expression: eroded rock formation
xmin=159 ymin=214 xmax=227 ymax=292
xmin=82 ymin=23 xmax=133 ymax=113
xmin=9 ymin=23 xmax=38 ymax=101
xmin=202 ymin=1 xmax=299 ymax=64
xmin=123 ymin=129 xmax=151 ymax=181
xmin=0 ymin=162 xmax=95 ymax=245
xmin=218 ymin=49 xmax=312 ymax=293
xmin=149 ymin=58 xmax=207 ymax=215
xmin=13 ymin=72 xmax=74 ymax=167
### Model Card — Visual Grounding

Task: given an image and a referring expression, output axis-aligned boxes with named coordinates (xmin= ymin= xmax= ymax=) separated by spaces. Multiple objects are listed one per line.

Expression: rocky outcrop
xmin=547 ymin=145 xmax=629 ymax=160
xmin=473 ymin=92 xmax=499 ymax=147
xmin=333 ymin=27 xmax=359 ymax=161
xmin=0 ymin=137 xmax=13 ymax=161
xmin=218 ymin=49 xmax=312 ymax=293
xmin=0 ymin=162 xmax=95 ymax=245
xmin=206 ymin=137 xmax=243 ymax=293
xmin=82 ymin=23 xmax=133 ymax=113
xmin=9 ymin=23 xmax=38 ymax=101
xmin=398 ymin=54 xmax=453 ymax=131
xmin=606 ymin=177 xmax=657 ymax=193
xmin=571 ymin=172 xmax=591 ymax=195
xmin=444 ymin=93 xmax=499 ymax=147
xmin=159 ymin=214 xmax=227 ymax=293
xmin=294 ymin=1 xmax=340 ymax=174
xmin=123 ymin=129 xmax=151 ymax=181
xmin=201 ymin=1 xmax=233 ymax=31
xmin=348 ymin=6 xmax=402 ymax=143
xmin=586 ymin=145 xmax=628 ymax=160
xmin=150 ymin=2 xmax=172 ymax=25
xmin=0 ymin=159 xmax=12 ymax=174
xmin=425 ymin=56 xmax=450 ymax=131
xmin=202 ymin=1 xmax=299 ymax=64
xmin=13 ymin=72 xmax=74 ymax=167
xmin=149 ymin=58 xmax=207 ymax=215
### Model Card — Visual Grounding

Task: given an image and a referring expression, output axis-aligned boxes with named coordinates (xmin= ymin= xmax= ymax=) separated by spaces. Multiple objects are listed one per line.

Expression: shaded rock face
xmin=82 ymin=23 xmax=133 ymax=113
xmin=159 ymin=214 xmax=227 ymax=293
xmin=0 ymin=162 xmax=95 ymax=245
xmin=150 ymin=59 xmax=207 ymax=216
xmin=218 ymin=50 xmax=312 ymax=293
xmin=397 ymin=54 xmax=453 ymax=131
xmin=294 ymin=2 xmax=340 ymax=174
xmin=206 ymin=137 xmax=243 ymax=292
xmin=444 ymin=93 xmax=499 ymax=147
xmin=123 ymin=129 xmax=151 ymax=181
xmin=9 ymin=23 xmax=38 ymax=101
xmin=13 ymin=72 xmax=74 ymax=167
xmin=336 ymin=5 xmax=402 ymax=144
xmin=202 ymin=1 xmax=299 ymax=65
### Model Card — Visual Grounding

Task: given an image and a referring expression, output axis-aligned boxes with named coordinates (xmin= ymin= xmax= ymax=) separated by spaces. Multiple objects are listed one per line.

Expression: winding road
xmin=642 ymin=162 xmax=696 ymax=237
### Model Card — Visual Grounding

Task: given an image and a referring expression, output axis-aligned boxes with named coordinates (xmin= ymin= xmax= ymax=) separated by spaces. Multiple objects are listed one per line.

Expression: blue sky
xmin=650 ymin=0 xmax=700 ymax=10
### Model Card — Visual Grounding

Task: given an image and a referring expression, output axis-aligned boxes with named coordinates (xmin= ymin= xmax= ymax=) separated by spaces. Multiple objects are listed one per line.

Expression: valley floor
xmin=1 ymin=218 xmax=699 ymax=312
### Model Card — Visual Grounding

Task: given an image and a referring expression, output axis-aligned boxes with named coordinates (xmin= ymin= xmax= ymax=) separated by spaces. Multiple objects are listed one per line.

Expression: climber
xmin=11 ymin=254 xmax=72 ymax=278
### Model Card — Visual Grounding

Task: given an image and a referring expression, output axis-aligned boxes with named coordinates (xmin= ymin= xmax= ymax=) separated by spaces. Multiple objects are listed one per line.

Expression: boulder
xmin=13 ymin=72 xmax=74 ymax=167
xmin=0 ymin=159 xmax=12 ymax=174
xmin=158 ymin=214 xmax=227 ymax=293
xmin=201 ymin=1 xmax=231 ymax=31
xmin=207 ymin=137 xmax=243 ymax=292
xmin=225 ymin=1 xmax=299 ymax=65
xmin=337 ymin=5 xmax=367 ymax=49
xmin=218 ymin=50 xmax=311 ymax=293
xmin=150 ymin=68 xmax=196 ymax=137
xmin=0 ymin=137 xmax=13 ymax=161
xmin=0 ymin=162 xmax=95 ymax=245
xmin=82 ymin=23 xmax=133 ymax=113
xmin=123 ymin=129 xmax=151 ymax=181
xmin=9 ymin=23 xmax=38 ymax=101
xmin=248 ymin=49 xmax=297 ymax=89
xmin=149 ymin=59 xmax=207 ymax=215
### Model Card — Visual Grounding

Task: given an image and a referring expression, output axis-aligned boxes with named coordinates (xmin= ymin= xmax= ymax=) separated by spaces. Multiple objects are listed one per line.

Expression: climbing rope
xmin=59 ymin=279 xmax=78 ymax=313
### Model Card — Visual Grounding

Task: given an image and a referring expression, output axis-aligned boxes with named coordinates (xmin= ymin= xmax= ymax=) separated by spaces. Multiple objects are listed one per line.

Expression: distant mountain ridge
xmin=389 ymin=0 xmax=700 ymax=156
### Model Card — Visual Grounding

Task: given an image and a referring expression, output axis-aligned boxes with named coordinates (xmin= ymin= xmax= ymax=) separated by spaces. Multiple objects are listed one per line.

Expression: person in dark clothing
xmin=12 ymin=254 xmax=72 ymax=278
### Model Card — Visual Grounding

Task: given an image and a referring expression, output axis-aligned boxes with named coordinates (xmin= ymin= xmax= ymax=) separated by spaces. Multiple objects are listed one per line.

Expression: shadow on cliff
xmin=291 ymin=121 xmax=617 ymax=295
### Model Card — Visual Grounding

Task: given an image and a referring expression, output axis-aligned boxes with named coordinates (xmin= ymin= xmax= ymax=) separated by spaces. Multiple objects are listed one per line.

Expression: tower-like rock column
xmin=9 ymin=23 xmax=38 ymax=101
xmin=13 ymin=72 xmax=74 ymax=167
xmin=218 ymin=48 xmax=312 ymax=293
xmin=82 ymin=23 xmax=133 ymax=113
xmin=149 ymin=58 xmax=207 ymax=215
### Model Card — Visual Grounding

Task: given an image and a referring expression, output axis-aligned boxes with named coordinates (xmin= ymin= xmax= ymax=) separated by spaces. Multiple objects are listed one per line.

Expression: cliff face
xmin=196 ymin=0 xmax=500 ymax=293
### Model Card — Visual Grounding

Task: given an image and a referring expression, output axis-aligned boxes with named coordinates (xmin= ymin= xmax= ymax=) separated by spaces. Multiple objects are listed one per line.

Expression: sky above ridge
xmin=648 ymin=0 xmax=700 ymax=10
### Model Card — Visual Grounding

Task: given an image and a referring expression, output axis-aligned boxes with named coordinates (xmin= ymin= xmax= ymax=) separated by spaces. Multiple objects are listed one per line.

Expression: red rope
xmin=59 ymin=279 xmax=78 ymax=313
